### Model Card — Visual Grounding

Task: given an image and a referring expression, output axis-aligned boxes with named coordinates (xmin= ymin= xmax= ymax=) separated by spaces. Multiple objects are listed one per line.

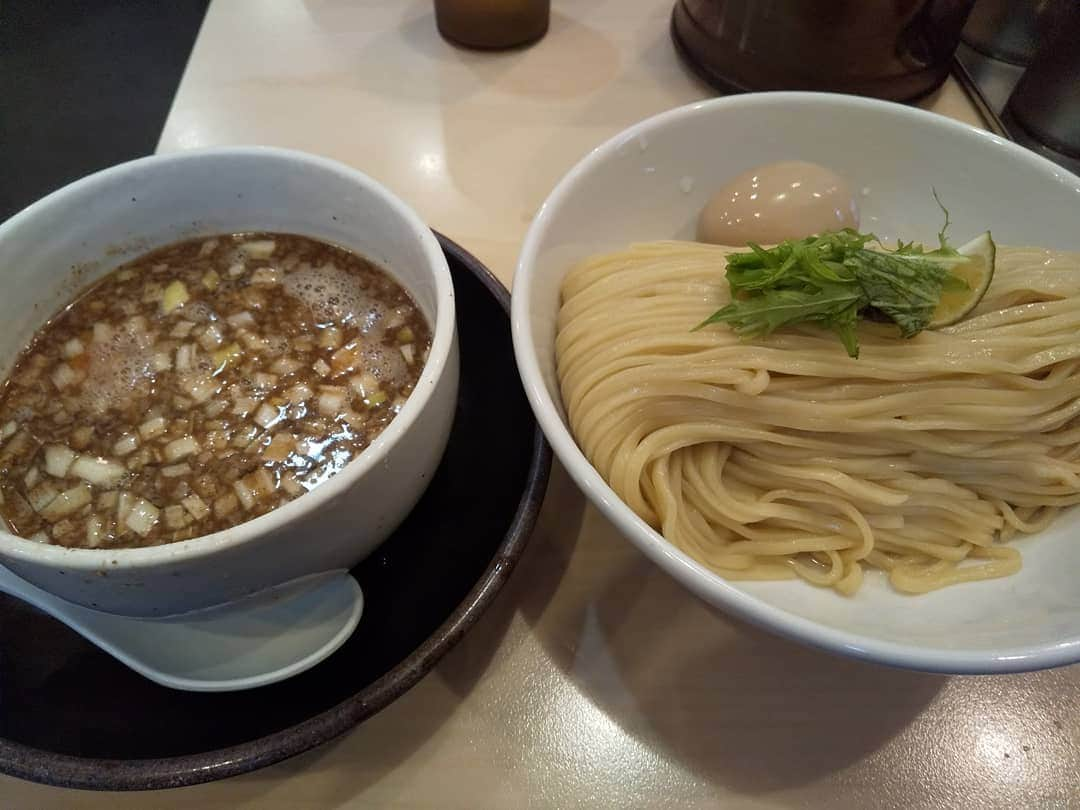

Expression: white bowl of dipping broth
xmin=512 ymin=92 xmax=1080 ymax=674
xmin=0 ymin=147 xmax=458 ymax=617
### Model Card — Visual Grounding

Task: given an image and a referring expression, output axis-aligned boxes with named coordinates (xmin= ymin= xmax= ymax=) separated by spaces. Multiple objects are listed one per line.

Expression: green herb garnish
xmin=696 ymin=201 xmax=974 ymax=358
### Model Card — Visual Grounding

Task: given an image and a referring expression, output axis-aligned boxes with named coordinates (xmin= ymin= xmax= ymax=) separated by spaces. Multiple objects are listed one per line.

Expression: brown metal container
xmin=435 ymin=0 xmax=549 ymax=50
xmin=672 ymin=0 xmax=976 ymax=102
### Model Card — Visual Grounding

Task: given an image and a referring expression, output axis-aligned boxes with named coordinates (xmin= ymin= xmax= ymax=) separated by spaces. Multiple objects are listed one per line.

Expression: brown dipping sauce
xmin=0 ymin=233 xmax=431 ymax=549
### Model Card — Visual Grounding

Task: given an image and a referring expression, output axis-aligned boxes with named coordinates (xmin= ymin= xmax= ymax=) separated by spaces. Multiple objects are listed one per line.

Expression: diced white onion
xmin=231 ymin=396 xmax=259 ymax=417
xmin=226 ymin=311 xmax=255 ymax=329
xmin=163 ymin=505 xmax=190 ymax=530
xmin=28 ymin=482 xmax=60 ymax=512
xmin=51 ymin=519 xmax=76 ymax=541
xmin=23 ymin=466 xmax=41 ymax=488
xmin=62 ymin=338 xmax=85 ymax=358
xmin=233 ymin=478 xmax=255 ymax=510
xmin=198 ymin=238 xmax=219 ymax=257
xmin=203 ymin=399 xmax=228 ymax=418
xmin=162 ymin=280 xmax=190 ymax=314
xmin=92 ymin=322 xmax=113 ymax=343
xmin=70 ymin=455 xmax=126 ymax=487
xmin=160 ymin=463 xmax=192 ymax=478
xmin=342 ymin=410 xmax=366 ymax=430
xmin=295 ymin=438 xmax=320 ymax=457
xmin=253 ymin=402 xmax=283 ymax=429
xmin=179 ymin=373 xmax=218 ymax=404
xmin=163 ymin=436 xmax=200 ymax=462
xmin=126 ymin=446 xmax=152 ymax=471
xmin=262 ymin=433 xmax=295 ymax=462
xmin=349 ymin=373 xmax=379 ymax=398
xmin=313 ymin=358 xmax=331 ymax=377
xmin=0 ymin=428 xmax=31 ymax=463
xmin=198 ymin=323 xmax=224 ymax=350
xmin=142 ymin=282 xmax=163 ymax=304
xmin=152 ymin=350 xmax=173 ymax=372
xmin=138 ymin=416 xmax=167 ymax=440
xmin=231 ymin=424 xmax=259 ymax=448
xmin=330 ymin=340 xmax=365 ymax=373
xmin=280 ymin=474 xmax=304 ymax=496
xmin=1 ymin=420 xmax=16 ymax=440
xmin=206 ymin=429 xmax=230 ymax=451
xmin=181 ymin=494 xmax=210 ymax=520
xmin=283 ymin=383 xmax=312 ymax=405
xmin=249 ymin=467 xmax=275 ymax=497
xmin=70 ymin=426 xmax=94 ymax=448
xmin=40 ymin=483 xmax=93 ymax=520
xmin=260 ymin=369 xmax=284 ymax=388
xmin=317 ymin=387 xmax=347 ymax=416
xmin=113 ymin=433 xmax=139 ymax=456
xmin=51 ymin=363 xmax=80 ymax=390
xmin=175 ymin=343 xmax=195 ymax=372
xmin=239 ymin=239 xmax=276 ymax=259
xmin=170 ymin=320 xmax=196 ymax=338
xmin=250 ymin=266 xmax=282 ymax=285
xmin=270 ymin=357 xmax=303 ymax=375
xmin=126 ymin=315 xmax=149 ymax=335
xmin=319 ymin=328 xmax=344 ymax=350
xmin=239 ymin=331 xmax=267 ymax=352
xmin=116 ymin=491 xmax=134 ymax=524
xmin=44 ymin=444 xmax=76 ymax=478
xmin=125 ymin=497 xmax=160 ymax=537
xmin=400 ymin=344 xmax=415 ymax=364
xmin=227 ymin=262 xmax=246 ymax=278
xmin=85 ymin=515 xmax=105 ymax=548
xmin=214 ymin=493 xmax=239 ymax=517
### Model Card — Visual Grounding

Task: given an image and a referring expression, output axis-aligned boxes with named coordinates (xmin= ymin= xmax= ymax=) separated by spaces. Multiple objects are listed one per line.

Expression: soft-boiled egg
xmin=698 ymin=161 xmax=858 ymax=245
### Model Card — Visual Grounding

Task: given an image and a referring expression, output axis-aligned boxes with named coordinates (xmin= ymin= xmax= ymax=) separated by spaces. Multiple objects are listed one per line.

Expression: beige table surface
xmin=6 ymin=1 xmax=1080 ymax=807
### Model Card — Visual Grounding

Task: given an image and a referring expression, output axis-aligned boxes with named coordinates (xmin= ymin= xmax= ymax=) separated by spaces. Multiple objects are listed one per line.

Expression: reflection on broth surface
xmin=0 ymin=233 xmax=431 ymax=548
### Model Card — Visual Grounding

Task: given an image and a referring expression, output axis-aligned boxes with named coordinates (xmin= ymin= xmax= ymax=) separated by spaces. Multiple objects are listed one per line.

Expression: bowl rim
xmin=511 ymin=90 xmax=1080 ymax=675
xmin=0 ymin=145 xmax=456 ymax=572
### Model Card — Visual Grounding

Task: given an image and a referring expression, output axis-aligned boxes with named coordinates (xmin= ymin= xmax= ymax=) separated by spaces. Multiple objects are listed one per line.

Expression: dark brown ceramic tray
xmin=0 ymin=232 xmax=551 ymax=791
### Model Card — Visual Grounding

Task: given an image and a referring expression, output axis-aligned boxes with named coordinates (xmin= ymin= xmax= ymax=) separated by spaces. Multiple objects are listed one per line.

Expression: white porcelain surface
xmin=513 ymin=92 xmax=1080 ymax=674
xmin=0 ymin=147 xmax=458 ymax=616
xmin=0 ymin=565 xmax=363 ymax=691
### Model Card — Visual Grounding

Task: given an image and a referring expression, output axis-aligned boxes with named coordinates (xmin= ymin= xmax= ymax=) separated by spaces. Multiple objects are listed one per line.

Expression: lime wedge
xmin=929 ymin=231 xmax=996 ymax=328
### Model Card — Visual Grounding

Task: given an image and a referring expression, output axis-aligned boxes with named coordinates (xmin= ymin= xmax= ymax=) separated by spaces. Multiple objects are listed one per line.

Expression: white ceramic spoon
xmin=0 ymin=565 xmax=363 ymax=692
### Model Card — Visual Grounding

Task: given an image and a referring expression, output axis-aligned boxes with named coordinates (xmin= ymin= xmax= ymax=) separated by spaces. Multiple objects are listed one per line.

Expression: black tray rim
xmin=0 ymin=231 xmax=552 ymax=791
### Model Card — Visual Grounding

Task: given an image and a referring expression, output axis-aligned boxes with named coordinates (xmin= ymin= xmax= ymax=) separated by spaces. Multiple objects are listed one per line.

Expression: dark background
xmin=0 ymin=0 xmax=210 ymax=220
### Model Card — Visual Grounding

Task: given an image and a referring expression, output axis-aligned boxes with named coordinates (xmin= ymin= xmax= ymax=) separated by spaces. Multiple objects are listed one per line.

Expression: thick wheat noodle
xmin=555 ymin=241 xmax=1080 ymax=594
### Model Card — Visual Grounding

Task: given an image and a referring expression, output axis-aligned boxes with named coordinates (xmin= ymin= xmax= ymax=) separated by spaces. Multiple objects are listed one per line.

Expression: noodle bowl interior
xmin=555 ymin=163 xmax=1080 ymax=595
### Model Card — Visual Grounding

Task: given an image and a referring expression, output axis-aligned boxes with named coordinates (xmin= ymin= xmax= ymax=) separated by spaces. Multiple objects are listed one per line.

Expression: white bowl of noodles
xmin=512 ymin=92 xmax=1080 ymax=674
